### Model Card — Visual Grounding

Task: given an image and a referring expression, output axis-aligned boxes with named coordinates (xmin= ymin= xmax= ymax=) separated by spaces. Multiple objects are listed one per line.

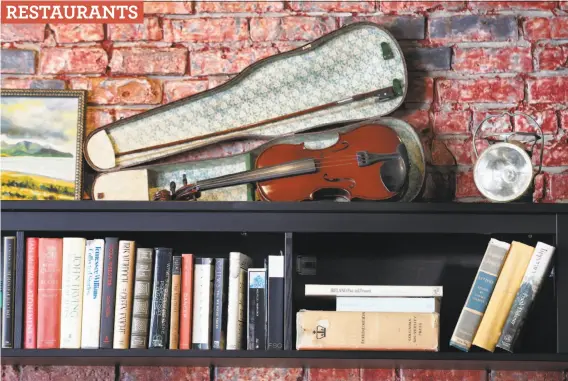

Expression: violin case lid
xmin=84 ymin=22 xmax=409 ymax=172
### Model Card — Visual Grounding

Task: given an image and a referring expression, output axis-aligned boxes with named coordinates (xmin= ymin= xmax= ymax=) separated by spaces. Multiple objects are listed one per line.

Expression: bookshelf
xmin=2 ymin=201 xmax=568 ymax=371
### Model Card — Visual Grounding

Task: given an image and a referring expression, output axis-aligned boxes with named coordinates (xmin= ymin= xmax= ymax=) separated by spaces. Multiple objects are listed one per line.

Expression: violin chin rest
xmin=380 ymin=143 xmax=409 ymax=194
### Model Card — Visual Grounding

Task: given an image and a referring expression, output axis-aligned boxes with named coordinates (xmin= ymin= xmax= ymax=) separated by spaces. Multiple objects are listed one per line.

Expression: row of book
xmin=450 ymin=239 xmax=555 ymax=353
xmin=1 ymin=236 xmax=287 ymax=350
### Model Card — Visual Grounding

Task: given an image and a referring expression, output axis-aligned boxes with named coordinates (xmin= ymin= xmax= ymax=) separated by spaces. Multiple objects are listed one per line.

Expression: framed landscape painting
xmin=1 ymin=89 xmax=86 ymax=200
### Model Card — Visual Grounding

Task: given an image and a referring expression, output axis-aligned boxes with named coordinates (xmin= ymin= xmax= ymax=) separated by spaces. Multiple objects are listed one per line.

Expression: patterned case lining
xmin=84 ymin=22 xmax=408 ymax=172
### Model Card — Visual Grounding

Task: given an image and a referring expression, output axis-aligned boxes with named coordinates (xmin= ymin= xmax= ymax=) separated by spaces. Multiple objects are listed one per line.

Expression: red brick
xmin=452 ymin=47 xmax=532 ymax=73
xmin=109 ymin=47 xmax=187 ymax=75
xmin=215 ymin=367 xmax=303 ymax=381
xmin=21 ymin=366 xmax=115 ymax=381
xmin=537 ymin=136 xmax=568 ymax=167
xmin=561 ymin=110 xmax=568 ymax=131
xmin=40 ymin=47 xmax=108 ymax=74
xmin=289 ymin=1 xmax=375 ymax=12
xmin=50 ymin=24 xmax=104 ymax=43
xmin=163 ymin=18 xmax=248 ymax=43
xmin=343 ymin=15 xmax=425 ymax=40
xmin=533 ymin=172 xmax=546 ymax=202
xmin=0 ymin=78 xmax=65 ymax=89
xmin=406 ymin=77 xmax=434 ymax=103
xmin=542 ymin=172 xmax=568 ymax=202
xmin=381 ymin=1 xmax=466 ymax=12
xmin=143 ymin=1 xmax=192 ymax=14
xmin=431 ymin=138 xmax=489 ymax=165
xmin=524 ymin=17 xmax=568 ymax=40
xmin=527 ymin=76 xmax=568 ymax=104
xmin=1 ymin=24 xmax=45 ymax=42
xmin=491 ymin=370 xmax=564 ymax=381
xmin=190 ymin=46 xmax=278 ymax=76
xmin=250 ymin=17 xmax=336 ymax=42
xmin=361 ymin=369 xmax=397 ymax=381
xmin=562 ymin=1 xmax=568 ymax=10
xmin=456 ymin=171 xmax=482 ymax=198
xmin=472 ymin=110 xmax=513 ymax=134
xmin=195 ymin=1 xmax=284 ymax=12
xmin=433 ymin=111 xmax=471 ymax=134
xmin=108 ymin=17 xmax=162 ymax=41
xmin=208 ymin=75 xmax=234 ymax=88
xmin=514 ymin=108 xmax=558 ymax=134
xmin=306 ymin=368 xmax=361 ymax=381
xmin=70 ymin=77 xmax=162 ymax=105
xmin=2 ymin=366 xmax=19 ymax=381
xmin=536 ymin=43 xmax=568 ymax=71
xmin=274 ymin=42 xmax=306 ymax=53
xmin=400 ymin=369 xmax=487 ymax=381
xmin=119 ymin=366 xmax=209 ymax=381
xmin=437 ymin=78 xmax=524 ymax=104
xmin=470 ymin=1 xmax=557 ymax=10
xmin=394 ymin=109 xmax=431 ymax=132
xmin=164 ymin=79 xmax=208 ymax=102
xmin=115 ymin=109 xmax=149 ymax=120
xmin=86 ymin=108 xmax=114 ymax=135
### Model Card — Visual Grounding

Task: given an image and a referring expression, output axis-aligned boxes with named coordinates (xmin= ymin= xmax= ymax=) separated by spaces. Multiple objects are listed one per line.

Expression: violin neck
xmin=194 ymin=159 xmax=318 ymax=192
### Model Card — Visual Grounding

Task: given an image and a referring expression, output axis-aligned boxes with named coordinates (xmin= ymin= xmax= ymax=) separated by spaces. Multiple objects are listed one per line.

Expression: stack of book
xmin=1 ymin=236 xmax=288 ymax=351
xmin=296 ymin=284 xmax=443 ymax=351
xmin=450 ymin=239 xmax=555 ymax=353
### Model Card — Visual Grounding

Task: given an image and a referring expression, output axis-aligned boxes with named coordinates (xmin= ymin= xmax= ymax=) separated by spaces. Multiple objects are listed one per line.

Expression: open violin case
xmin=87 ymin=22 xmax=426 ymax=202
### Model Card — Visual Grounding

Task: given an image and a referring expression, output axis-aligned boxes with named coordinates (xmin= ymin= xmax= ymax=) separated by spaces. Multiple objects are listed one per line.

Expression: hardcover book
xmin=24 ymin=237 xmax=39 ymax=349
xmin=247 ymin=268 xmax=267 ymax=350
xmin=305 ymin=284 xmax=443 ymax=298
xmin=13 ymin=231 xmax=25 ymax=349
xmin=212 ymin=258 xmax=228 ymax=350
xmin=99 ymin=237 xmax=119 ymax=348
xmin=60 ymin=237 xmax=86 ymax=348
xmin=267 ymin=255 xmax=284 ymax=350
xmin=226 ymin=252 xmax=253 ymax=350
xmin=192 ymin=257 xmax=214 ymax=350
xmin=336 ymin=296 xmax=440 ymax=313
xmin=179 ymin=254 xmax=194 ymax=350
xmin=113 ymin=240 xmax=136 ymax=349
xmin=149 ymin=247 xmax=173 ymax=349
xmin=169 ymin=256 xmax=182 ymax=349
xmin=130 ymin=248 xmax=154 ymax=349
xmin=81 ymin=239 xmax=105 ymax=349
xmin=2 ymin=236 xmax=15 ymax=348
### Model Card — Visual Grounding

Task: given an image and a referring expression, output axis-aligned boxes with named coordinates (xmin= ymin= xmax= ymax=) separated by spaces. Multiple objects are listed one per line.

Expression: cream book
xmin=305 ymin=284 xmax=443 ymax=298
xmin=81 ymin=239 xmax=106 ymax=349
xmin=60 ymin=237 xmax=86 ymax=348
xmin=472 ymin=241 xmax=534 ymax=352
xmin=226 ymin=252 xmax=253 ymax=350
xmin=296 ymin=310 xmax=439 ymax=351
xmin=113 ymin=240 xmax=136 ymax=349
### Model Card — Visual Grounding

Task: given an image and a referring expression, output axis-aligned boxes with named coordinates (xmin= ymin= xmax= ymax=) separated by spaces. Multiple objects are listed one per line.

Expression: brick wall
xmin=1 ymin=1 xmax=568 ymax=380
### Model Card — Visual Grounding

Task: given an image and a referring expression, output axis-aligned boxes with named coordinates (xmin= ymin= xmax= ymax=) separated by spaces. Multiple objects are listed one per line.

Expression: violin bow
xmin=116 ymin=79 xmax=403 ymax=158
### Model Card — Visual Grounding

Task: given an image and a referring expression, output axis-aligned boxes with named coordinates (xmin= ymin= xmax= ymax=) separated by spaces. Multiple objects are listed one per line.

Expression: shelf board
xmin=3 ymin=349 xmax=567 ymax=370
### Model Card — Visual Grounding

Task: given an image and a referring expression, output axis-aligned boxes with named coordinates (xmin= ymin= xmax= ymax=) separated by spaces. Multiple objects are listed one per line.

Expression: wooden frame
xmin=0 ymin=89 xmax=87 ymax=200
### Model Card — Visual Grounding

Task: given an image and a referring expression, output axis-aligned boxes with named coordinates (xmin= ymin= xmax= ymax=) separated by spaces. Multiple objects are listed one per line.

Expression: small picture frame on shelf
xmin=0 ymin=89 xmax=87 ymax=200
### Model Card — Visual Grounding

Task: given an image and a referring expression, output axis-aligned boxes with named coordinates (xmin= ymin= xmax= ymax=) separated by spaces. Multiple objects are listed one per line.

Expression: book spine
xmin=283 ymin=233 xmax=293 ymax=351
xmin=473 ymin=241 xmax=535 ymax=352
xmin=81 ymin=239 xmax=105 ymax=349
xmin=226 ymin=252 xmax=252 ymax=350
xmin=169 ymin=256 xmax=182 ymax=350
xmin=268 ymin=256 xmax=284 ymax=350
xmin=179 ymin=254 xmax=193 ymax=350
xmin=304 ymin=284 xmax=443 ymax=297
xmin=497 ymin=242 xmax=556 ymax=352
xmin=337 ymin=297 xmax=440 ymax=313
xmin=60 ymin=237 xmax=86 ymax=348
xmin=13 ymin=231 xmax=25 ymax=348
xmin=99 ymin=237 xmax=119 ymax=348
xmin=449 ymin=238 xmax=510 ymax=352
xmin=113 ymin=240 xmax=136 ymax=349
xmin=24 ymin=237 xmax=39 ymax=349
xmin=212 ymin=258 xmax=228 ymax=350
xmin=130 ymin=248 xmax=154 ymax=349
xmin=2 ymin=236 xmax=15 ymax=348
xmin=37 ymin=238 xmax=63 ymax=349
xmin=192 ymin=258 xmax=214 ymax=350
xmin=148 ymin=248 xmax=173 ymax=349
xmin=247 ymin=268 xmax=266 ymax=350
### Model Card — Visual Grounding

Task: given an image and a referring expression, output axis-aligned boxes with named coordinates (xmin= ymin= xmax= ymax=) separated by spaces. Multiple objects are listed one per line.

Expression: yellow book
xmin=472 ymin=241 xmax=534 ymax=351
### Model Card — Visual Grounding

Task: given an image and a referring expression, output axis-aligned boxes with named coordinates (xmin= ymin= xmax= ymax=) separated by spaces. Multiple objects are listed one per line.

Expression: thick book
xmin=473 ymin=241 xmax=535 ymax=352
xmin=212 ymin=258 xmax=229 ymax=350
xmin=179 ymin=254 xmax=194 ymax=350
xmin=99 ymin=237 xmax=119 ymax=348
xmin=60 ymin=237 xmax=86 ymax=348
xmin=2 ymin=236 xmax=16 ymax=348
xmin=113 ymin=240 xmax=136 ymax=349
xmin=305 ymin=284 xmax=443 ymax=298
xmin=81 ymin=239 xmax=106 ymax=349
xmin=24 ymin=237 xmax=39 ymax=349
xmin=497 ymin=241 xmax=556 ymax=352
xmin=226 ymin=252 xmax=253 ymax=350
xmin=37 ymin=238 xmax=64 ymax=349
xmin=13 ymin=231 xmax=25 ymax=349
xmin=169 ymin=256 xmax=182 ymax=349
xmin=247 ymin=267 xmax=267 ymax=350
xmin=283 ymin=233 xmax=293 ymax=351
xmin=192 ymin=257 xmax=214 ymax=350
xmin=268 ymin=255 xmax=284 ymax=350
xmin=450 ymin=238 xmax=511 ymax=352
xmin=296 ymin=310 xmax=440 ymax=351
xmin=130 ymin=248 xmax=154 ymax=349
xmin=149 ymin=247 xmax=173 ymax=349
xmin=337 ymin=296 xmax=441 ymax=313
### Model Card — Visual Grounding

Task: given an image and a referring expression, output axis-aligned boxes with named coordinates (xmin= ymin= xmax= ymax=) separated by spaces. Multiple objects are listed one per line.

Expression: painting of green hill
xmin=1 ymin=140 xmax=73 ymax=157
xmin=1 ymin=171 xmax=74 ymax=200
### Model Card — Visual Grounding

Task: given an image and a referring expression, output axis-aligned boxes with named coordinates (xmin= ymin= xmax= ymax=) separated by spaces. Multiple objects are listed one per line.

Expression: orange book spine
xmin=37 ymin=238 xmax=63 ymax=349
xmin=24 ymin=238 xmax=39 ymax=349
xmin=179 ymin=254 xmax=194 ymax=349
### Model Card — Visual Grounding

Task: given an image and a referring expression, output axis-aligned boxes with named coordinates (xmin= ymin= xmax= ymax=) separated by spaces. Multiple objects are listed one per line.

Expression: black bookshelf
xmin=2 ymin=201 xmax=568 ymax=371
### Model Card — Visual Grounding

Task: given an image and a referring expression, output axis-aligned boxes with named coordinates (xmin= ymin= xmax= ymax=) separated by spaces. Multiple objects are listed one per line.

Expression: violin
xmin=153 ymin=124 xmax=409 ymax=202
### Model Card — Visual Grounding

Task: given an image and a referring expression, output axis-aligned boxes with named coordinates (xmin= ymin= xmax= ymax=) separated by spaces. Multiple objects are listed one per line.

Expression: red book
xmin=179 ymin=254 xmax=194 ymax=350
xmin=37 ymin=238 xmax=63 ymax=349
xmin=24 ymin=237 xmax=39 ymax=349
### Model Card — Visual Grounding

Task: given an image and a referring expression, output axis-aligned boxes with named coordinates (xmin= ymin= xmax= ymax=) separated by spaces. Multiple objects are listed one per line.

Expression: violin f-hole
xmin=323 ymin=173 xmax=356 ymax=189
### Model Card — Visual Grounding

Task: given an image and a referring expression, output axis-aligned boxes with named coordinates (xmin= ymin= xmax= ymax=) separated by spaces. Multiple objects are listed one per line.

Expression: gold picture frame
xmin=1 ymin=89 xmax=87 ymax=200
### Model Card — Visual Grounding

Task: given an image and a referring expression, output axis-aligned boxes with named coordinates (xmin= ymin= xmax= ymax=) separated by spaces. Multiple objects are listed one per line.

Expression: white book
xmin=60 ymin=237 xmax=86 ymax=348
xmin=81 ymin=239 xmax=105 ymax=349
xmin=191 ymin=258 xmax=214 ymax=349
xmin=305 ymin=284 xmax=443 ymax=298
xmin=336 ymin=296 xmax=440 ymax=313
xmin=226 ymin=252 xmax=253 ymax=350
xmin=113 ymin=241 xmax=136 ymax=349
